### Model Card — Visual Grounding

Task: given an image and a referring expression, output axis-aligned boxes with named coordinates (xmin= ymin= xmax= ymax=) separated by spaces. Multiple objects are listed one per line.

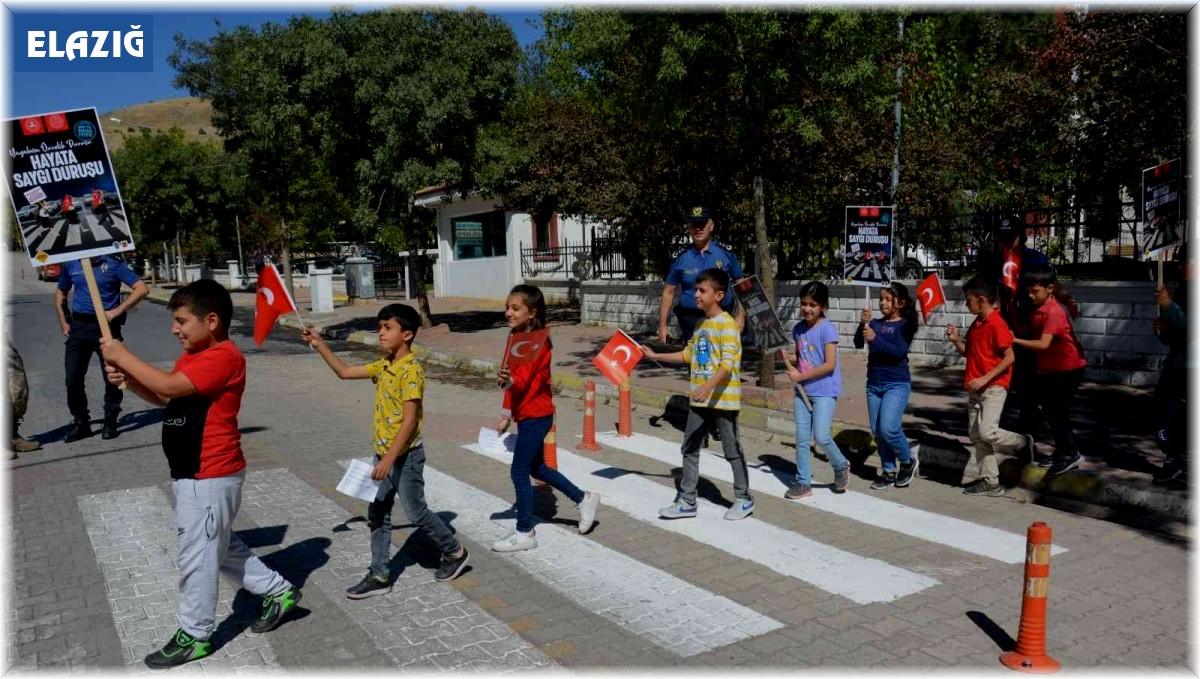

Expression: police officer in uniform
xmin=55 ymin=255 xmax=149 ymax=441
xmin=657 ymin=206 xmax=746 ymax=344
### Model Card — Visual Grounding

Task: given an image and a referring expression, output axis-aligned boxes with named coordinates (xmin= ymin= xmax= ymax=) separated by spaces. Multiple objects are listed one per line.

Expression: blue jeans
xmin=512 ymin=415 xmax=585 ymax=533
xmin=793 ymin=395 xmax=848 ymax=486
xmin=369 ymin=446 xmax=461 ymax=577
xmin=866 ymin=381 xmax=913 ymax=473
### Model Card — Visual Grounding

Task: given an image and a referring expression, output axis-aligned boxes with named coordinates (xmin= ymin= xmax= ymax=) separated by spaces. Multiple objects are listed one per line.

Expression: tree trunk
xmin=405 ymin=194 xmax=434 ymax=328
xmin=280 ymin=219 xmax=294 ymax=299
xmin=752 ymin=149 xmax=776 ymax=390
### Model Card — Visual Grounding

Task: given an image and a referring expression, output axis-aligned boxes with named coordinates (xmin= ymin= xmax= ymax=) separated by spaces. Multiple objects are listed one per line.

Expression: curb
xmin=147 ymin=287 xmax=1185 ymax=525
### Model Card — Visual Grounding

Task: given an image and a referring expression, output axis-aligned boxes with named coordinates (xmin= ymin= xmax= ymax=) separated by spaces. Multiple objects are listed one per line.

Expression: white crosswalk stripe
xmin=460 ymin=443 xmax=938 ymax=604
xmin=593 ymin=431 xmax=1067 ymax=563
xmin=380 ymin=460 xmax=785 ymax=656
xmin=241 ymin=468 xmax=552 ymax=671
xmin=77 ymin=486 xmax=285 ymax=673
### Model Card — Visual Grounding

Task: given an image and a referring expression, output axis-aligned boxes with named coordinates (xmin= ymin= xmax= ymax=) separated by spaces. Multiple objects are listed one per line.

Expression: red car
xmin=38 ymin=263 xmax=62 ymax=282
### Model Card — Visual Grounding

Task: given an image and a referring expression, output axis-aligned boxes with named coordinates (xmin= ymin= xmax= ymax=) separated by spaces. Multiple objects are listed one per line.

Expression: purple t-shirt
xmin=791 ymin=318 xmax=841 ymax=398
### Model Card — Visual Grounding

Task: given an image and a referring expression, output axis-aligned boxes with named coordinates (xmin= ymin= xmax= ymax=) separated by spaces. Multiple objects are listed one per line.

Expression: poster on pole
xmin=1140 ymin=159 xmax=1183 ymax=259
xmin=732 ymin=276 xmax=790 ymax=354
xmin=844 ymin=206 xmax=894 ymax=287
xmin=3 ymin=107 xmax=135 ymax=267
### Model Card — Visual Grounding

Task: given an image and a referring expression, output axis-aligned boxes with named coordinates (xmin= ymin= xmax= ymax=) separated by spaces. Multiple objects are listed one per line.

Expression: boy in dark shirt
xmin=100 ymin=279 xmax=301 ymax=668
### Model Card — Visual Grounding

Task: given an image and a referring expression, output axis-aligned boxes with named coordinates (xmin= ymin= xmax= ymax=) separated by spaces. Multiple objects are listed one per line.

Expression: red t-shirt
xmin=1029 ymin=298 xmax=1087 ymax=373
xmin=502 ymin=344 xmax=555 ymax=422
xmin=162 ymin=341 xmax=247 ymax=479
xmin=964 ymin=309 xmax=1014 ymax=390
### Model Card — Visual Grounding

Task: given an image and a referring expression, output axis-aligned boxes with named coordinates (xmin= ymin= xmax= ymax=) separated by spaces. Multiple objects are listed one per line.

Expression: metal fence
xmin=522 ymin=200 xmax=1161 ymax=284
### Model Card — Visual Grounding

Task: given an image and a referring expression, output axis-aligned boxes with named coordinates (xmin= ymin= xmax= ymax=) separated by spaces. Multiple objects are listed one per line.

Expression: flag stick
xmin=620 ymin=328 xmax=665 ymax=370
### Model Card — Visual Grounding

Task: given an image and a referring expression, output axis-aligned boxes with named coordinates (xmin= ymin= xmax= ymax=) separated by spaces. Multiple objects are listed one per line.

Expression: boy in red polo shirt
xmin=1012 ymin=264 xmax=1088 ymax=476
xmin=100 ymin=280 xmax=301 ymax=668
xmin=945 ymin=276 xmax=1035 ymax=497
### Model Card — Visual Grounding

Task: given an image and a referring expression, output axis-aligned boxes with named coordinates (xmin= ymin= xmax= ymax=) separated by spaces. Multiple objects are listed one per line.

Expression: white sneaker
xmin=491 ymin=529 xmax=537 ymax=553
xmin=577 ymin=492 xmax=601 ymax=534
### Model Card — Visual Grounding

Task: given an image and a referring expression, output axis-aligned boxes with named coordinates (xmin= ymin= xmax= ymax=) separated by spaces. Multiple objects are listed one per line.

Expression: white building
xmin=414 ymin=187 xmax=609 ymax=299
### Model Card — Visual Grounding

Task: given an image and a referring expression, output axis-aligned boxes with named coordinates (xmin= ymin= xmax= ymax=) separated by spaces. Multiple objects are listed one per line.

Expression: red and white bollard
xmin=618 ymin=377 xmax=632 ymax=437
xmin=577 ymin=381 xmax=601 ymax=452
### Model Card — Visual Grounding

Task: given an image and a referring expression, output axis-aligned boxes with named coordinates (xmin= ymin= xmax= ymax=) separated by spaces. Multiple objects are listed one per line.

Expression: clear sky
xmin=6 ymin=8 xmax=547 ymax=119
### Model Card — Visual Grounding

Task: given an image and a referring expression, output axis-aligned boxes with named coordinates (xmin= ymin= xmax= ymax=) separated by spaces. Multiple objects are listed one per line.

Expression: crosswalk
xmin=592 ymin=431 xmax=1067 ymax=564
xmin=21 ymin=209 xmax=131 ymax=255
xmin=72 ymin=428 xmax=1072 ymax=670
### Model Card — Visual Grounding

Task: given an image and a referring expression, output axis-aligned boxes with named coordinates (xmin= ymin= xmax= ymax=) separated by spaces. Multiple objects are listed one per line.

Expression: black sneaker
xmin=833 ymin=464 xmax=850 ymax=493
xmin=1020 ymin=435 xmax=1039 ymax=465
xmin=64 ymin=420 xmax=93 ymax=443
xmin=144 ymin=628 xmax=212 ymax=669
xmin=963 ymin=481 xmax=1006 ymax=497
xmin=249 ymin=587 xmax=302 ymax=634
xmin=895 ymin=457 xmax=918 ymax=488
xmin=434 ymin=547 xmax=470 ymax=582
xmin=346 ymin=571 xmax=391 ymax=599
xmin=1153 ymin=458 xmax=1185 ymax=485
xmin=1047 ymin=452 xmax=1083 ymax=476
xmin=870 ymin=472 xmax=896 ymax=491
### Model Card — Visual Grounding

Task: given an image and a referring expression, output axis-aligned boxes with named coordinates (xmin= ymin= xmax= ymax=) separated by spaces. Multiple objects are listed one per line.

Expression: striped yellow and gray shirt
xmin=681 ymin=311 xmax=742 ymax=411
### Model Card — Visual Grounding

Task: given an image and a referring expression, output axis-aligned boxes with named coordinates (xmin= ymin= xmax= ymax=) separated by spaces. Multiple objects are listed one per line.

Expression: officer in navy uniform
xmin=54 ymin=254 xmax=149 ymax=441
xmin=658 ymin=206 xmax=746 ymax=345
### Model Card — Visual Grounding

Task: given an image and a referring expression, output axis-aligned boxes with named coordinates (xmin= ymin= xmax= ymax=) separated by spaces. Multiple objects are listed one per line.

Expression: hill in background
xmin=100 ymin=97 xmax=220 ymax=152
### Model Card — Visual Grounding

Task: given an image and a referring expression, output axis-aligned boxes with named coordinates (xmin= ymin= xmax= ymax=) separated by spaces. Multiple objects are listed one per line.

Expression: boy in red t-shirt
xmin=1012 ymin=264 xmax=1087 ymax=476
xmin=99 ymin=279 xmax=301 ymax=669
xmin=945 ymin=276 xmax=1035 ymax=497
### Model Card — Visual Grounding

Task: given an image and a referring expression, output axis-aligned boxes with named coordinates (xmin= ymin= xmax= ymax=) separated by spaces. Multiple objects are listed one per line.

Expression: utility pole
xmin=892 ymin=17 xmax=906 ymax=274
xmin=235 ymin=214 xmax=245 ymax=284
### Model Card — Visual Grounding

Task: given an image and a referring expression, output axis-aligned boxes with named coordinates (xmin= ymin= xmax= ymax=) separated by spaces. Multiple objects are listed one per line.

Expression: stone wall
xmin=580 ymin=279 xmax=1168 ymax=387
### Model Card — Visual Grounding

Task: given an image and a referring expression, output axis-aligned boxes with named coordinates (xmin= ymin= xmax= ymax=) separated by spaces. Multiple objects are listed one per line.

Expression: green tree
xmin=172 ymin=9 xmax=520 ymax=324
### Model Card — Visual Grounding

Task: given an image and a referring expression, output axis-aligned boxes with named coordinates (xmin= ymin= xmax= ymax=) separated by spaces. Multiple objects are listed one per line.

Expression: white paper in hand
xmin=336 ymin=458 xmax=382 ymax=503
xmin=478 ymin=427 xmax=515 ymax=456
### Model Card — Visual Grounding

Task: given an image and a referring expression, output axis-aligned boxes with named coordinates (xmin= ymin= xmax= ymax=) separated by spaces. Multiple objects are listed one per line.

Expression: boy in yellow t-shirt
xmin=642 ymin=268 xmax=754 ymax=521
xmin=302 ymin=304 xmax=468 ymax=598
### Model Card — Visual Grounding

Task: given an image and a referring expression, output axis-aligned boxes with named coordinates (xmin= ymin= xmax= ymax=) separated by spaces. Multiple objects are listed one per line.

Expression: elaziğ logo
xmin=14 ymin=14 xmax=153 ymax=73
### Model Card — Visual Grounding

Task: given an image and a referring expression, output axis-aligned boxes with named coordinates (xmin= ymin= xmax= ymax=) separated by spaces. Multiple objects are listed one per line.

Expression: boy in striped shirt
xmin=642 ymin=268 xmax=755 ymax=520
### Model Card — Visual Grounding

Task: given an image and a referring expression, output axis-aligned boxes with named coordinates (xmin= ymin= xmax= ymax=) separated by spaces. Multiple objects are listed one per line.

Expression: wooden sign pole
xmin=80 ymin=258 xmax=124 ymax=389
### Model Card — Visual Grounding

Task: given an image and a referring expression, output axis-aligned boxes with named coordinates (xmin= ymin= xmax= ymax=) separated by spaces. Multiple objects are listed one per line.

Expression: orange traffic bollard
xmin=577 ymin=381 xmax=601 ymax=452
xmin=1000 ymin=522 xmax=1060 ymax=673
xmin=617 ymin=377 xmax=632 ymax=437
xmin=533 ymin=419 xmax=557 ymax=488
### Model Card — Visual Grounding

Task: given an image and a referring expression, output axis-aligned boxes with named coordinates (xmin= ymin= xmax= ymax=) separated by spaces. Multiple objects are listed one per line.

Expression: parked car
xmin=37 ymin=262 xmax=62 ymax=282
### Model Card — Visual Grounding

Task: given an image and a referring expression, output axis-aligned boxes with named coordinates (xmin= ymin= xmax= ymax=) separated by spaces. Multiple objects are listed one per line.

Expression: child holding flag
xmin=99 ymin=280 xmax=302 ymax=668
xmin=641 ymin=268 xmax=755 ymax=520
xmin=301 ymin=304 xmax=470 ymax=596
xmin=855 ymin=282 xmax=920 ymax=490
xmin=493 ymin=284 xmax=601 ymax=552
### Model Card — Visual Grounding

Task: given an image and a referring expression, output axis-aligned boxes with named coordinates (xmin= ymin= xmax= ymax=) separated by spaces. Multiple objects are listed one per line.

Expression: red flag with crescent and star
xmin=503 ymin=328 xmax=550 ymax=367
xmin=915 ymin=272 xmax=946 ymax=324
xmin=254 ymin=263 xmax=298 ymax=345
xmin=1000 ymin=250 xmax=1021 ymax=294
xmin=592 ymin=330 xmax=644 ymax=386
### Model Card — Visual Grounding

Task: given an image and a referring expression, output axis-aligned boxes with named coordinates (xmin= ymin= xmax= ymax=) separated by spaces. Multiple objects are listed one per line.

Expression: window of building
xmin=451 ymin=210 xmax=507 ymax=260
xmin=532 ymin=210 xmax=559 ymax=261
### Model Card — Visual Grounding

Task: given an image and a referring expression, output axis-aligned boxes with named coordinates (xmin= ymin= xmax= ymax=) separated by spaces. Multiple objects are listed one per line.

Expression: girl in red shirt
xmin=492 ymin=284 xmax=600 ymax=553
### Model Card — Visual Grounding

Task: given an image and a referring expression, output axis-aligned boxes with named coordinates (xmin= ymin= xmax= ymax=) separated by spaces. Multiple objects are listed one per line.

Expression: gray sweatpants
xmin=174 ymin=471 xmax=292 ymax=640
xmin=678 ymin=407 xmax=752 ymax=505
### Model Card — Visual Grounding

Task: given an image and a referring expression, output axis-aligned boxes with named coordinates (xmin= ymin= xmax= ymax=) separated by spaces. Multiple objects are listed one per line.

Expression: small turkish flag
xmin=20 ymin=117 xmax=44 ymax=136
xmin=44 ymin=113 xmax=68 ymax=132
xmin=254 ymin=263 xmax=298 ymax=345
xmin=503 ymin=328 xmax=550 ymax=367
xmin=1000 ymin=251 xmax=1021 ymax=294
xmin=915 ymin=273 xmax=946 ymax=323
xmin=592 ymin=330 xmax=644 ymax=386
